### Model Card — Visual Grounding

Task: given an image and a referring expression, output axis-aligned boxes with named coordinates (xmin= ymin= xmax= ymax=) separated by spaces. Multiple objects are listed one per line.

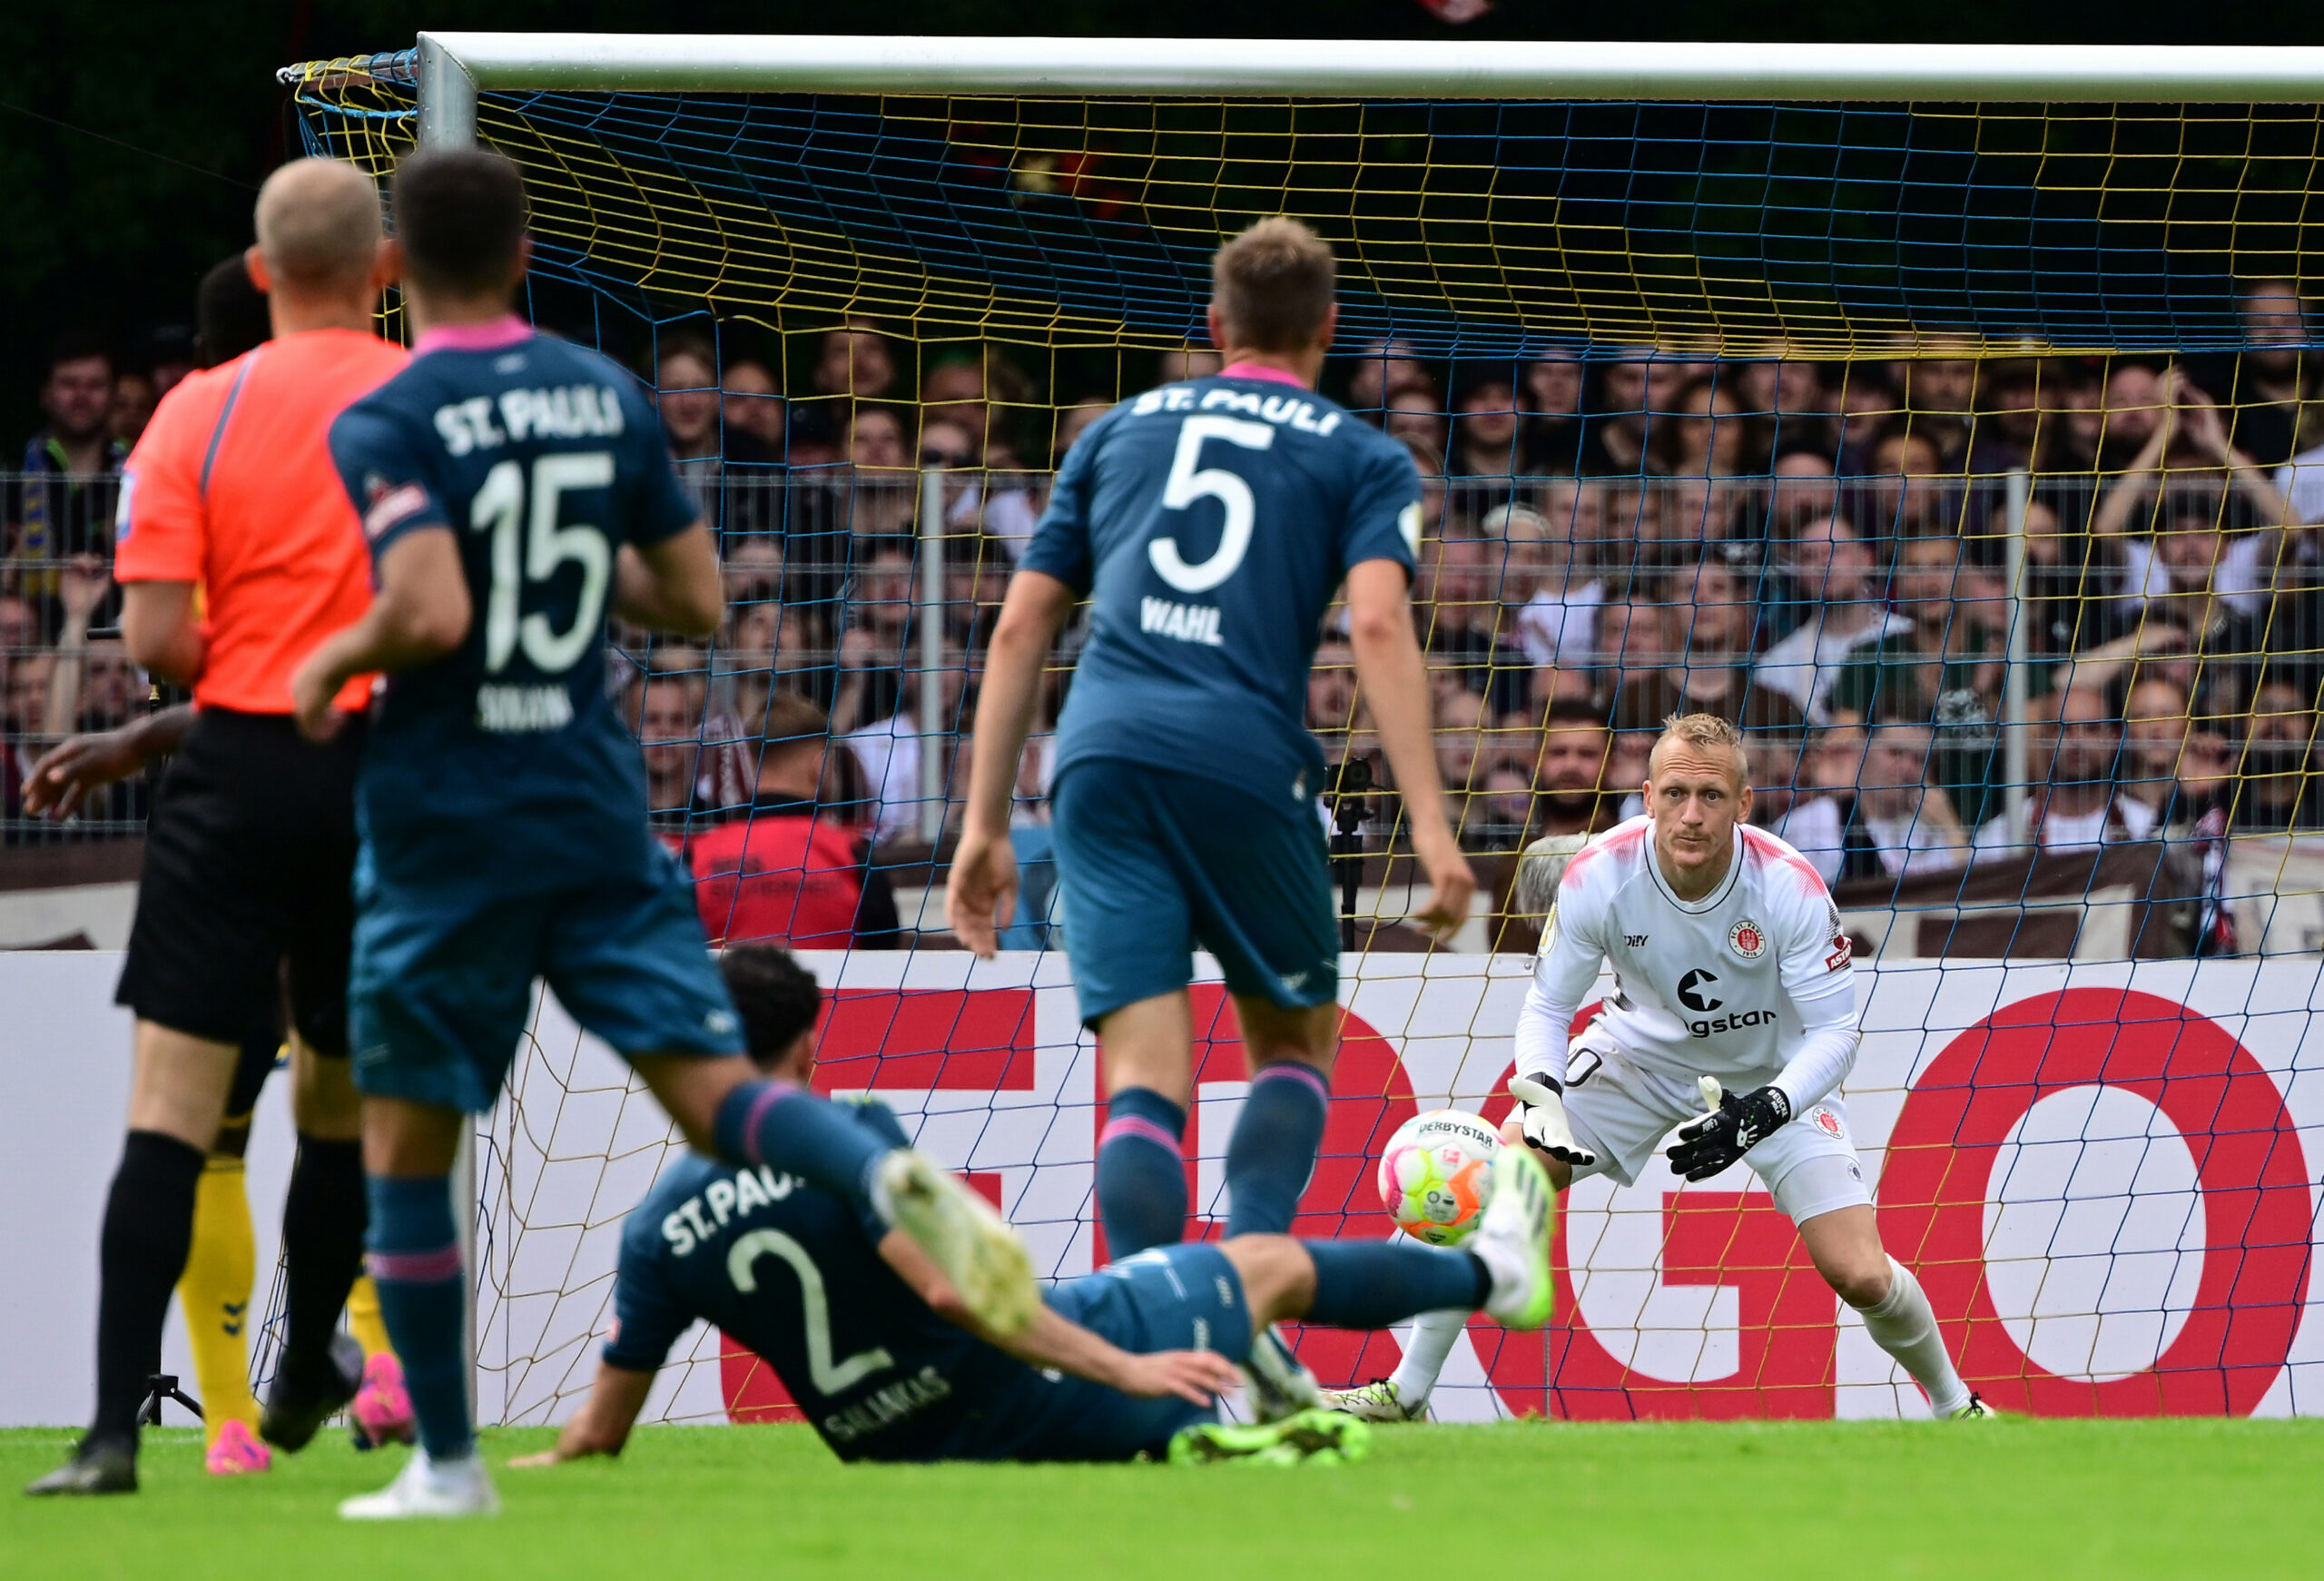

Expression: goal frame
xmin=381 ymin=34 xmax=2324 ymax=150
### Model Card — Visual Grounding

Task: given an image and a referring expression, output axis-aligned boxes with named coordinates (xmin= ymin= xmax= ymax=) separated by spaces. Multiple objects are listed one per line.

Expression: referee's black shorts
xmin=116 ymin=708 xmax=366 ymax=1058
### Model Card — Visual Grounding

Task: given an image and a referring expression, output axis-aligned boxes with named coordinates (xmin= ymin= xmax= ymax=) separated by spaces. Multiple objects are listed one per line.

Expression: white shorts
xmin=1559 ymin=1034 xmax=1870 ymax=1227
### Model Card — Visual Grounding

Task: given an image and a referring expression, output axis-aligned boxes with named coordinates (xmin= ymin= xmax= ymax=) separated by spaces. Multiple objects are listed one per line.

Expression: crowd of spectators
xmin=11 ymin=277 xmax=2324 ymax=954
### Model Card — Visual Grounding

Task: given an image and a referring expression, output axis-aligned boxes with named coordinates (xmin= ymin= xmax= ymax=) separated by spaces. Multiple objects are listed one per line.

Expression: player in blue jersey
xmin=946 ymin=218 xmax=1474 ymax=1414
xmin=289 ymin=148 xmax=1037 ymax=1519
xmin=512 ymin=945 xmax=1555 ymax=1469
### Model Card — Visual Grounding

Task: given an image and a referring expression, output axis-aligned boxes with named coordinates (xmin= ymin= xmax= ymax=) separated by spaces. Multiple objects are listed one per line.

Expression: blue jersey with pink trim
xmin=606 ymin=1102 xmax=1107 ymax=1461
xmin=326 ymin=322 xmax=698 ymax=902
xmin=1019 ymin=370 xmax=1421 ymax=803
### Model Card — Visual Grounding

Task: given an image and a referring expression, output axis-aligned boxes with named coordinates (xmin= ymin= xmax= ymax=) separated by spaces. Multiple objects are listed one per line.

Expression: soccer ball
xmin=1377 ymin=1109 xmax=1500 ymax=1246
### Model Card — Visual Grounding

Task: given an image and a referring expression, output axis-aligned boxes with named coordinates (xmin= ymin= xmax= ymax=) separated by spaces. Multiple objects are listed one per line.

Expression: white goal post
xmin=390 ymin=35 xmax=2324 ymax=144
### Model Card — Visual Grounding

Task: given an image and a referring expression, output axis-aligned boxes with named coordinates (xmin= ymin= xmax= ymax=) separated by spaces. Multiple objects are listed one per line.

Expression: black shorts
xmin=116 ymin=709 xmax=364 ymax=1058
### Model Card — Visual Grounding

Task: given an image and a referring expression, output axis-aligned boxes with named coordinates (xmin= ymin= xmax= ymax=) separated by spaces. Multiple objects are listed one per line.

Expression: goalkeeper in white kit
xmin=1330 ymin=713 xmax=1994 ymax=1423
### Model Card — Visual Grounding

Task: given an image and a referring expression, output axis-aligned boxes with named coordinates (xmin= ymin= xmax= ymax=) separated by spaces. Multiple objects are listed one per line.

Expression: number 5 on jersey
xmin=468 ymin=451 xmax=615 ymax=675
xmin=1151 ymin=415 xmax=1274 ymax=594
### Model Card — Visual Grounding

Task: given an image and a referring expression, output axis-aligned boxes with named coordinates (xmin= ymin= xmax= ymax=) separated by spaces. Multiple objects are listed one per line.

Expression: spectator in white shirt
xmin=1777 ymin=716 xmax=1971 ymax=884
xmin=1756 ymin=513 xmax=1911 ymax=723
xmin=842 ymin=641 xmax=968 ymax=844
xmin=1971 ymin=686 xmax=2155 ymax=859
xmin=1502 ymin=484 xmax=1605 ymax=669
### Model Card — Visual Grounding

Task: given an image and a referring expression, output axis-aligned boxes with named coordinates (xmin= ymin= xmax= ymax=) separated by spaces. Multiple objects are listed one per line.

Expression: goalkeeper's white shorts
xmin=1558 ymin=1034 xmax=1871 ymax=1228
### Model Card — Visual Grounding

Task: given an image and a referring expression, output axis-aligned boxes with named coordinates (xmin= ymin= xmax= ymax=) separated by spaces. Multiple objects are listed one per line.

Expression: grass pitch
xmin=5 ymin=1418 xmax=2319 ymax=1579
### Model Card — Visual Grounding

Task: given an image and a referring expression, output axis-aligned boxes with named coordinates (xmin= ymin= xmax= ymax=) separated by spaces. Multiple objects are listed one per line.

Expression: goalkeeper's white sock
xmin=1387 ymin=1308 xmax=1468 ymax=1406
xmin=1854 ymin=1256 xmax=1971 ymax=1418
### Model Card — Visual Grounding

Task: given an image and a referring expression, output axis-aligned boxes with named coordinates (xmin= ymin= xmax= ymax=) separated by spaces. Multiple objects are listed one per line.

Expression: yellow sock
xmin=177 ymin=1157 xmax=260 ymax=1445
xmin=346 ymin=1274 xmax=395 ymax=1361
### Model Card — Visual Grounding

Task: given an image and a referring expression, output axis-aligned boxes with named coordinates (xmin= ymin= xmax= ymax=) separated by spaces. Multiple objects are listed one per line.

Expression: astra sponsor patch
xmin=362 ymin=475 xmax=432 ymax=539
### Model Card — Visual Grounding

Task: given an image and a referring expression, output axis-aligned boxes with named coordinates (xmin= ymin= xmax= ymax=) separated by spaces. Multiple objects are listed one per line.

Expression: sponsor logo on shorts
xmin=1811 ymin=1106 xmax=1844 ymax=1138
xmin=1728 ymin=919 xmax=1767 ymax=959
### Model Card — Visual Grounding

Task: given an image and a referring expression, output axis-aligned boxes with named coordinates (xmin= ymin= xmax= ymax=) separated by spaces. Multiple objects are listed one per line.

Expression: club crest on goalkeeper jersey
xmin=1019 ymin=368 xmax=1421 ymax=802
xmin=1535 ymin=818 xmax=1858 ymax=1091
xmin=326 ymin=321 xmax=697 ymax=903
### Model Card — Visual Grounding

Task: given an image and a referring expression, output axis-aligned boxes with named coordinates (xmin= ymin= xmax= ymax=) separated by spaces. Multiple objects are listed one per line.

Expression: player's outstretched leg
xmin=1181 ymin=1153 xmax=1554 ymax=1456
xmin=1797 ymin=1207 xmax=1979 ymax=1418
xmin=1325 ymin=1144 xmax=1560 ymax=1423
xmin=645 ymin=1056 xmax=1040 ymax=1339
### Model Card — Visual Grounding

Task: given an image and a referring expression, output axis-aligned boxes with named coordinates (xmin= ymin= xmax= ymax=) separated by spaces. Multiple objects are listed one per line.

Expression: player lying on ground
xmin=518 ymin=946 xmax=1557 ymax=1468
xmin=947 ymin=215 xmax=1474 ymax=1418
xmin=1330 ymin=713 xmax=1994 ymax=1424
xmin=284 ymin=147 xmax=1036 ymax=1521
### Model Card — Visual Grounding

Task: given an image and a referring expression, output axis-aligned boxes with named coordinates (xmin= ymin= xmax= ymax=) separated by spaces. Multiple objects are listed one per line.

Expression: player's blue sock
xmin=1096 ymin=1087 xmax=1187 ymax=1258
xmin=1222 ymin=1062 xmax=1330 ymax=1237
xmin=1301 ymin=1240 xmax=1491 ymax=1329
xmin=713 ymin=1080 xmax=888 ymax=1211
xmin=363 ymin=1173 xmax=472 ymax=1461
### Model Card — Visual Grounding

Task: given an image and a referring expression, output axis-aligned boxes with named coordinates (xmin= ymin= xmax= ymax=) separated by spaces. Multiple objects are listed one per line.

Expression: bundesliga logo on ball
xmin=1377 ymin=1109 xmax=1501 ymax=1246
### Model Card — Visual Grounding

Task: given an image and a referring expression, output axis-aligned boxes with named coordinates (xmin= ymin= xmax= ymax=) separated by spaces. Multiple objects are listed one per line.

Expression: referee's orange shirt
xmin=113 ymin=327 xmax=409 ymax=714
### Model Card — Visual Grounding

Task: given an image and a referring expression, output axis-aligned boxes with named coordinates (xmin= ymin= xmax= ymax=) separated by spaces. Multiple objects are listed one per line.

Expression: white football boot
xmin=1321 ymin=1377 xmax=1430 ymax=1423
xmin=340 ymin=1449 xmax=500 ymax=1520
xmin=875 ymin=1149 xmax=1039 ymax=1336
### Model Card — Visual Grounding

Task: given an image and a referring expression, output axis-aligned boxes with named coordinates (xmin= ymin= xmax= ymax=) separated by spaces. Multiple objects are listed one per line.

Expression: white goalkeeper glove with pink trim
xmin=1506 ymin=1073 xmax=1596 ymax=1170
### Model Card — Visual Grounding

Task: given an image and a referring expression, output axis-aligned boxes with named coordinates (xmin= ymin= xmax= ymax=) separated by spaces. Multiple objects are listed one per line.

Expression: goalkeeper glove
xmin=1506 ymin=1073 xmax=1597 ymax=1169
xmin=1665 ymin=1077 xmax=1792 ymax=1182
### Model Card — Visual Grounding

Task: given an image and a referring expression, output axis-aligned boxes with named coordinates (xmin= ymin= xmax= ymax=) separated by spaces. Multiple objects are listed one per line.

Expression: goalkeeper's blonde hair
xmin=1652 ymin=712 xmax=1749 ymax=788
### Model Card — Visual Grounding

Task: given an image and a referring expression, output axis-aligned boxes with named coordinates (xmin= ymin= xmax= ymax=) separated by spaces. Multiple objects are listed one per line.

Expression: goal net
xmin=281 ymin=37 xmax=2324 ymax=1425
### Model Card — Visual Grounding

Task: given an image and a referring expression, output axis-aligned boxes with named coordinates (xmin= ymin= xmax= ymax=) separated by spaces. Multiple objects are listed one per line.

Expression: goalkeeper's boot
xmin=260 ymin=1331 xmax=363 ymax=1452
xmin=204 ymin=1419 xmax=272 ymax=1477
xmin=874 ymin=1150 xmax=1039 ymax=1337
xmin=1321 ymin=1377 xmax=1429 ymax=1423
xmin=1240 ymin=1325 xmax=1323 ymax=1425
xmin=1472 ymin=1146 xmax=1557 ymax=1330
xmin=340 ymin=1448 xmax=499 ymax=1521
xmin=1947 ymin=1394 xmax=2007 ymax=1421
xmin=1169 ymin=1408 xmax=1372 ymax=1467
xmin=350 ymin=1352 xmax=416 ymax=1450
xmin=24 ymin=1438 xmax=136 ymax=1497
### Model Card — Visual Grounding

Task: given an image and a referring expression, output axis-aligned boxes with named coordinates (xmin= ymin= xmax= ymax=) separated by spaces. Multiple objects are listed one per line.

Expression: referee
xmin=30 ymin=159 xmax=409 ymax=1497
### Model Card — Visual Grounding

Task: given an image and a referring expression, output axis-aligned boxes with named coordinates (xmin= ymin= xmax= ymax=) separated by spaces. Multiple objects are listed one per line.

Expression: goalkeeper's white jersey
xmin=1528 ymin=816 xmax=1860 ymax=1102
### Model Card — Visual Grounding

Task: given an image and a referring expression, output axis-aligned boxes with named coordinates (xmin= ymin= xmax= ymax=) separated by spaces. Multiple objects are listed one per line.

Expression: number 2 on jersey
xmin=468 ymin=452 xmax=614 ymax=675
xmin=1150 ymin=414 xmax=1275 ymax=594
xmin=726 ymin=1228 xmax=896 ymax=1395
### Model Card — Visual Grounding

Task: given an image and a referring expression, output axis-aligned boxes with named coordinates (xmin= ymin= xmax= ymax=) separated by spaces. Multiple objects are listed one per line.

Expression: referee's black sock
xmin=279 ymin=1135 xmax=367 ymax=1381
xmin=89 ymin=1130 xmax=206 ymax=1451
